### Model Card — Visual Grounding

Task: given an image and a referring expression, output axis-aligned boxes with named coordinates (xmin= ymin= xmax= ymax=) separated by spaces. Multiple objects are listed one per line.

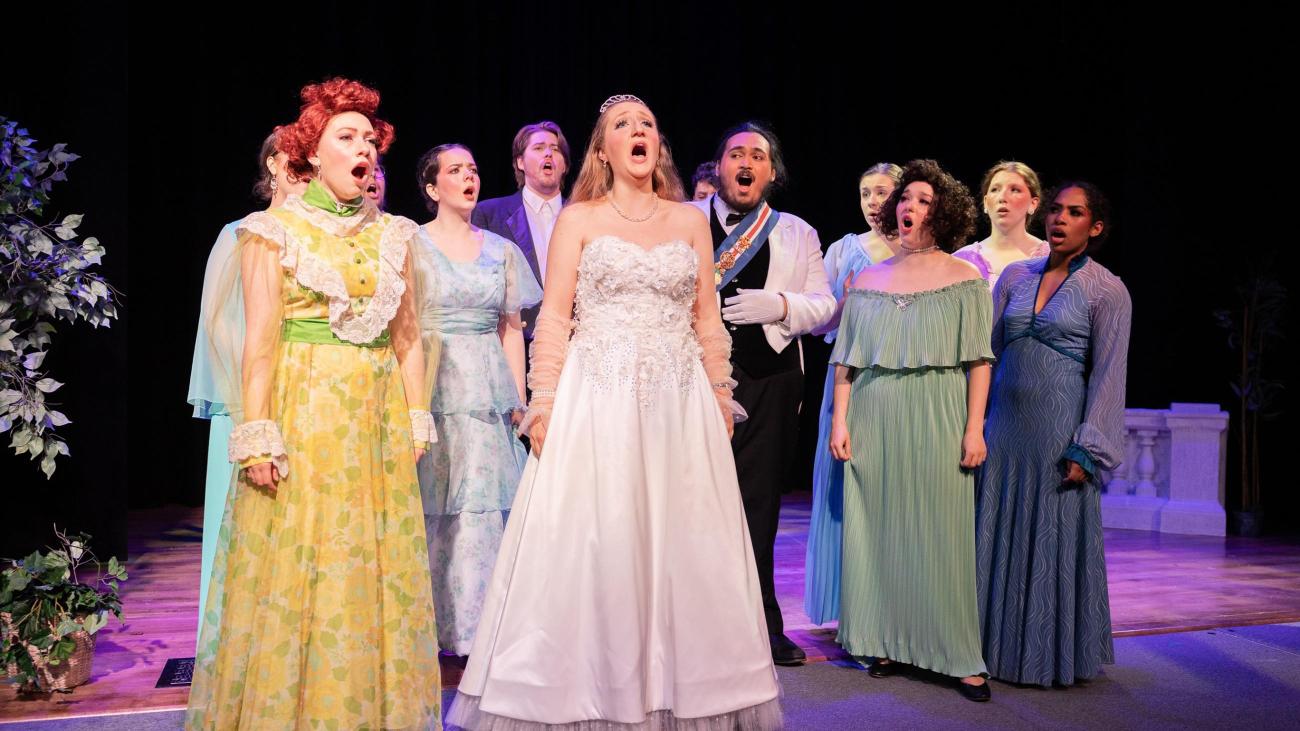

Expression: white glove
xmin=722 ymin=288 xmax=787 ymax=325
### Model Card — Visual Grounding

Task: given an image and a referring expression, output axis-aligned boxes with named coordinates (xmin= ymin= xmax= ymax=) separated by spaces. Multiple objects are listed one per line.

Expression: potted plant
xmin=1 ymin=117 xmax=120 ymax=478
xmin=0 ymin=527 xmax=126 ymax=693
xmin=1214 ymin=262 xmax=1286 ymax=537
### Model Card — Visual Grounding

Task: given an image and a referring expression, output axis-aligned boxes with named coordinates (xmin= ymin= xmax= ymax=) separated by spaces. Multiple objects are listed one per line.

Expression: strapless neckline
xmin=586 ymin=235 xmax=692 ymax=257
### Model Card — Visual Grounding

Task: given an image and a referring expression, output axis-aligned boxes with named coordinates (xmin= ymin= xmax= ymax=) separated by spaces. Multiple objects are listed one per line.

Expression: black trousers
xmin=731 ymin=364 xmax=804 ymax=635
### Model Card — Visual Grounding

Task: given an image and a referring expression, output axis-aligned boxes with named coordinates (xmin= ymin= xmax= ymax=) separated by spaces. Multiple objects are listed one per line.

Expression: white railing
xmin=1101 ymin=403 xmax=1228 ymax=536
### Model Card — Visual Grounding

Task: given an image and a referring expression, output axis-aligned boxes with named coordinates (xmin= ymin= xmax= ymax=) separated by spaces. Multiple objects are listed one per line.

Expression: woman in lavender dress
xmin=954 ymin=161 xmax=1049 ymax=288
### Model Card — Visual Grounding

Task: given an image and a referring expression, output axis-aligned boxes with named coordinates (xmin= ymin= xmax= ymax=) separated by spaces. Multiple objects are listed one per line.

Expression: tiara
xmin=599 ymin=94 xmax=646 ymax=113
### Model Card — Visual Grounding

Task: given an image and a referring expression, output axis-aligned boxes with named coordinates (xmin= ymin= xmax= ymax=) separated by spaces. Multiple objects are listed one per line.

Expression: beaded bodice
xmin=570 ymin=237 xmax=703 ymax=404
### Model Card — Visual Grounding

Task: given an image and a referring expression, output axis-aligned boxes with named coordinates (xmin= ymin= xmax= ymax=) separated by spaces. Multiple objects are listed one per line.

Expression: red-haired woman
xmin=186 ymin=78 xmax=442 ymax=730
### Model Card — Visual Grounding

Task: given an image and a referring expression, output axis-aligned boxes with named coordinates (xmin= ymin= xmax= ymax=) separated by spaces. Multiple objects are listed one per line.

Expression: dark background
xmin=2 ymin=5 xmax=1288 ymax=560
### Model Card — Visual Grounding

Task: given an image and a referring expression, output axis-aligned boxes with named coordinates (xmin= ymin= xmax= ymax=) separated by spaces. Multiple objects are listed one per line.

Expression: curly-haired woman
xmin=827 ymin=158 xmax=996 ymax=702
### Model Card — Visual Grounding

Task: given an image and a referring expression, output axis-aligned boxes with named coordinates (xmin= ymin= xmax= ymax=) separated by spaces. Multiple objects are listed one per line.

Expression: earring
xmin=270 ymin=178 xmax=278 ymax=194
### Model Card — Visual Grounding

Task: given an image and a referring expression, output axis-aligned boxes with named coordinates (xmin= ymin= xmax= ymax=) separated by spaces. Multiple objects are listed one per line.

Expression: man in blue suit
xmin=471 ymin=120 xmax=570 ymax=337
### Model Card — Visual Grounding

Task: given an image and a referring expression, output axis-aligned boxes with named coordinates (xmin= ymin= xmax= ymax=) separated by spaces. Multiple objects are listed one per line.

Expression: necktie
xmin=726 ymin=212 xmax=745 ymax=226
xmin=540 ymin=201 xmax=556 ymax=244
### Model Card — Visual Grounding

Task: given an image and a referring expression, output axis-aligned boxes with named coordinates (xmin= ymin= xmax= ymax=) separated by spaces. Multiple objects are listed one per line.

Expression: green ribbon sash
xmin=282 ymin=318 xmax=390 ymax=348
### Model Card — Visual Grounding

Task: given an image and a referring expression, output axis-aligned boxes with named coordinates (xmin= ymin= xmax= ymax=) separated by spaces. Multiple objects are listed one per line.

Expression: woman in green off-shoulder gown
xmin=826 ymin=159 xmax=994 ymax=702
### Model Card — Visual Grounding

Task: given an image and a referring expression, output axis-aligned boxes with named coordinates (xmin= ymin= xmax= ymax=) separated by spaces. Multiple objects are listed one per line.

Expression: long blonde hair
xmin=569 ymin=101 xmax=685 ymax=203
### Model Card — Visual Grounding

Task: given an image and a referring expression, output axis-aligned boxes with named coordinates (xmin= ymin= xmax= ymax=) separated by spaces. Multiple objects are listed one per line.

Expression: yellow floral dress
xmin=186 ymin=197 xmax=441 ymax=730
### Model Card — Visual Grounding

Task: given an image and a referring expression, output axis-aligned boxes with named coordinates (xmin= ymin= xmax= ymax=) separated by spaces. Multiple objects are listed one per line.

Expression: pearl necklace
xmin=899 ymin=242 xmax=939 ymax=254
xmin=609 ymin=193 xmax=659 ymax=223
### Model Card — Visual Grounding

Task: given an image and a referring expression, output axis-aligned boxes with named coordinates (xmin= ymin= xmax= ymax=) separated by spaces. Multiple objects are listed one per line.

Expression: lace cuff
xmin=228 ymin=419 xmax=289 ymax=476
xmin=409 ymin=409 xmax=437 ymax=445
xmin=697 ymin=317 xmax=748 ymax=423
xmin=524 ymin=310 xmax=574 ymax=430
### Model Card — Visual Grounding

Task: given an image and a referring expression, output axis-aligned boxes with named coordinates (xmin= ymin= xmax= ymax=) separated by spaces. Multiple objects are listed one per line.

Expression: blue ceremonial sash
xmin=714 ymin=201 xmax=780 ymax=291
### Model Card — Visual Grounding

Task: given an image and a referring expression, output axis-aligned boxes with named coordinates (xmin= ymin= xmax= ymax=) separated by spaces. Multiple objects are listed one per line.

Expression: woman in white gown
xmin=446 ymin=95 xmax=782 ymax=730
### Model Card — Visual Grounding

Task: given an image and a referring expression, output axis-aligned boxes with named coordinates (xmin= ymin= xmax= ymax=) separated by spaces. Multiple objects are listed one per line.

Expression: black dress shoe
xmin=957 ymin=678 xmax=992 ymax=702
xmin=867 ymin=659 xmax=904 ymax=678
xmin=769 ymin=633 xmax=806 ymax=666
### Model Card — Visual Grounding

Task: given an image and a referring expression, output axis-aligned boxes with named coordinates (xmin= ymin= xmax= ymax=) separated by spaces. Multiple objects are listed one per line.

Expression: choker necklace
xmin=609 ymin=193 xmax=658 ymax=223
xmin=899 ymin=242 xmax=939 ymax=254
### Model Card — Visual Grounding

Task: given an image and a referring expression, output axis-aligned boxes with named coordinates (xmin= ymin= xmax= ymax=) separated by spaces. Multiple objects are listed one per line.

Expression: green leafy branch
xmin=1 ymin=117 xmax=120 ymax=478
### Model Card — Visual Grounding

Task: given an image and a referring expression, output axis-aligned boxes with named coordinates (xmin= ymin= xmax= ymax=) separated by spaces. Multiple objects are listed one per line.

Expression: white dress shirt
xmin=712 ymin=194 xmax=741 ymax=235
xmin=521 ymin=186 xmax=562 ymax=281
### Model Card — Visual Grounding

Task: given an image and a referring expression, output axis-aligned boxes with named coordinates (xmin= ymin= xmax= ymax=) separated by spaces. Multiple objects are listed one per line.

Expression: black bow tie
xmin=725 ymin=212 xmax=745 ymax=226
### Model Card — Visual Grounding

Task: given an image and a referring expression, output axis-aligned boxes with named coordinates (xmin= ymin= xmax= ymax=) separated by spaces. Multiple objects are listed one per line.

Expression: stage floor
xmin=3 ymin=495 xmax=1299 ymax=723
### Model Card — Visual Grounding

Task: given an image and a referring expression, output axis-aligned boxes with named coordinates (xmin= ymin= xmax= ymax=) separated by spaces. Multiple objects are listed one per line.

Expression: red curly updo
xmin=276 ymin=77 xmax=394 ymax=179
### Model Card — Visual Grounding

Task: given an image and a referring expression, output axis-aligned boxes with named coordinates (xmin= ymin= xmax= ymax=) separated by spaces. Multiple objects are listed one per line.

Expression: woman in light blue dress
xmin=804 ymin=162 xmax=900 ymax=625
xmin=187 ymin=132 xmax=305 ymax=644
xmin=414 ymin=144 xmax=542 ymax=655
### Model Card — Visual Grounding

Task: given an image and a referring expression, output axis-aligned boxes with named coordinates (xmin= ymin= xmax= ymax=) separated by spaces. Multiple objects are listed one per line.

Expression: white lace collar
xmin=282 ymin=194 xmax=381 ymax=238
xmin=237 ymin=211 xmax=418 ymax=345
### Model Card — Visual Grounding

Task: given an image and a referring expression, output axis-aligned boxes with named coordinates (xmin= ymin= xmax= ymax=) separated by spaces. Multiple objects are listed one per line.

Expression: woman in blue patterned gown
xmin=975 ymin=181 xmax=1132 ymax=686
xmin=414 ymin=143 xmax=542 ymax=656
xmin=804 ymin=162 xmax=900 ymax=625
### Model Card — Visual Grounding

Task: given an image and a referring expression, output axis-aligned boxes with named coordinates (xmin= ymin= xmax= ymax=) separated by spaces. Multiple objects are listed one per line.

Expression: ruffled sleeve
xmin=1063 ymin=266 xmax=1132 ymax=477
xmin=199 ymin=211 xmax=288 ymax=428
xmin=951 ymin=243 xmax=991 ymax=281
xmin=824 ymin=235 xmax=852 ymax=301
xmin=830 ymin=278 xmax=994 ymax=370
xmin=814 ymin=234 xmax=867 ymax=342
xmin=391 ymin=219 xmax=439 ymax=428
xmin=501 ymin=234 xmax=543 ymax=315
xmin=189 ymin=221 xmax=240 ymax=418
xmin=210 ymin=212 xmax=288 ymax=470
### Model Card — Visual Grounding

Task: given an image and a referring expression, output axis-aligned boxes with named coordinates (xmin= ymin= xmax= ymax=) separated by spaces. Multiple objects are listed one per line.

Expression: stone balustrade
xmin=1101 ymin=403 xmax=1229 ymax=536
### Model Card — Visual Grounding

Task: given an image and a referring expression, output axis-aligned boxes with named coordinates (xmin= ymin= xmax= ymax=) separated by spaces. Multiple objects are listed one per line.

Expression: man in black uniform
xmin=690 ymin=122 xmax=834 ymax=665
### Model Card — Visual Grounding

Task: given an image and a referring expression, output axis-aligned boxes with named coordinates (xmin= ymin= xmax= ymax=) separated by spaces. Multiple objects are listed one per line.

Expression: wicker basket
xmin=1 ymin=612 xmax=97 ymax=692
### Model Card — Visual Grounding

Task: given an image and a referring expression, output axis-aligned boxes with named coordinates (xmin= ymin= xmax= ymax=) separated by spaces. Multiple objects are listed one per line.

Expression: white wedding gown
xmin=447 ymin=237 xmax=782 ymax=730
